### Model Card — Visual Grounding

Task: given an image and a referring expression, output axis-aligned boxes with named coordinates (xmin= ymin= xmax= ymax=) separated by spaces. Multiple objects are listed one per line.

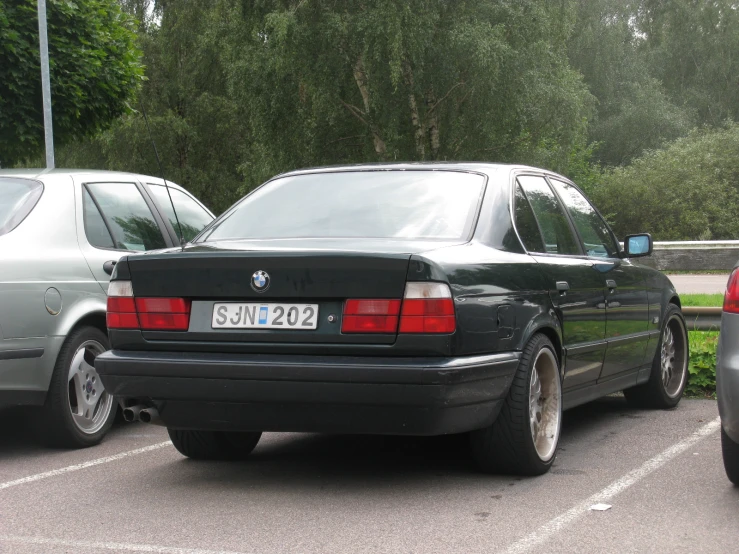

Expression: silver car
xmin=718 ymin=265 xmax=739 ymax=485
xmin=0 ymin=169 xmax=214 ymax=447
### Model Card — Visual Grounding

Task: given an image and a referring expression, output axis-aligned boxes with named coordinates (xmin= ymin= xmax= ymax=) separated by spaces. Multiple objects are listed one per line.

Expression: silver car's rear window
xmin=202 ymin=170 xmax=486 ymax=242
xmin=0 ymin=178 xmax=44 ymax=237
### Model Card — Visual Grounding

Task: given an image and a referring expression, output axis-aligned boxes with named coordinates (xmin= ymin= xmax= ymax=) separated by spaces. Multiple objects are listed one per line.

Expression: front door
xmin=547 ymin=177 xmax=650 ymax=382
xmin=515 ymin=175 xmax=607 ymax=390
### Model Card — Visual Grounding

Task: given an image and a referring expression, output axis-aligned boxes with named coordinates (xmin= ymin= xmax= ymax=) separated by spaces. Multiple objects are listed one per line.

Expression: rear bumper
xmin=96 ymin=350 xmax=520 ymax=435
xmin=717 ymin=313 xmax=739 ymax=443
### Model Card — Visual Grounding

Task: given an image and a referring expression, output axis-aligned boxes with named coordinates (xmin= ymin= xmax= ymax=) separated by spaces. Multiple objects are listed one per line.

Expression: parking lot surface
xmin=0 ymin=398 xmax=736 ymax=554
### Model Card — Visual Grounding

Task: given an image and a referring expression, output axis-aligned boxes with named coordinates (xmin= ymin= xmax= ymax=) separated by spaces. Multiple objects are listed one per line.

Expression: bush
xmin=687 ymin=331 xmax=718 ymax=396
xmin=587 ymin=123 xmax=739 ymax=241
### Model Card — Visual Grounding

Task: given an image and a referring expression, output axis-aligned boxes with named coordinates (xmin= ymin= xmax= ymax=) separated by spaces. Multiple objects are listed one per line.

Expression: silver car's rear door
xmin=73 ymin=175 xmax=173 ymax=292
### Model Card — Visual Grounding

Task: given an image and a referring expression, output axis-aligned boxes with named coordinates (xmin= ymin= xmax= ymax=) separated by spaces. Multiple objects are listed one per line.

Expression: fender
xmin=517 ymin=305 xmax=564 ymax=372
xmin=51 ymin=294 xmax=107 ymax=338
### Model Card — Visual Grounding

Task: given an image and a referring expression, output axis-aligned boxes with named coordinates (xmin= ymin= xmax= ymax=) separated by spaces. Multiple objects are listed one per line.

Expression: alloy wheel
xmin=529 ymin=347 xmax=561 ymax=462
xmin=661 ymin=315 xmax=688 ymax=398
xmin=66 ymin=340 xmax=113 ymax=434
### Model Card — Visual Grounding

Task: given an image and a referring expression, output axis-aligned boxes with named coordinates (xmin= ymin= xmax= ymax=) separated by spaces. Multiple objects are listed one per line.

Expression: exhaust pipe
xmin=122 ymin=405 xmax=145 ymax=422
xmin=139 ymin=407 xmax=160 ymax=425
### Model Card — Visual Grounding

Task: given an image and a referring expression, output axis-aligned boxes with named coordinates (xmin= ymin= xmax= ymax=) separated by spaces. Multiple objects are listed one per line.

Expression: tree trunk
xmin=426 ymin=88 xmax=440 ymax=159
xmin=403 ymin=62 xmax=425 ymax=159
xmin=353 ymin=56 xmax=386 ymax=158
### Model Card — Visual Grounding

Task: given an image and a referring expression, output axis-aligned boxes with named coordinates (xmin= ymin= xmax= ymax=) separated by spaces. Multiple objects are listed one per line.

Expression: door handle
xmin=606 ymin=279 xmax=617 ymax=289
xmin=103 ymin=260 xmax=117 ymax=276
xmin=556 ymin=281 xmax=570 ymax=294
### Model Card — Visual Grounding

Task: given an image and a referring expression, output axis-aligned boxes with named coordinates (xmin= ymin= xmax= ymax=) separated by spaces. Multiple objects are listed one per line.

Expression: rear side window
xmin=514 ymin=183 xmax=546 ymax=253
xmin=517 ymin=176 xmax=580 ymax=255
xmin=147 ymin=184 xmax=213 ymax=242
xmin=0 ymin=178 xmax=44 ymax=237
xmin=83 ymin=189 xmax=115 ymax=249
xmin=83 ymin=182 xmax=166 ymax=251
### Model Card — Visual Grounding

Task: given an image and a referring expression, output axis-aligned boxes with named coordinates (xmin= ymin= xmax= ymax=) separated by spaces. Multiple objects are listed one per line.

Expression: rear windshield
xmin=0 ymin=178 xmax=44 ymax=237
xmin=202 ymin=170 xmax=485 ymax=241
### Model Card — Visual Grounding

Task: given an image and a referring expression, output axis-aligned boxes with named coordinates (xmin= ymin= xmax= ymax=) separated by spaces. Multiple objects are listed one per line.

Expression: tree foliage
xmin=56 ymin=0 xmax=595 ymax=212
xmin=0 ymin=0 xmax=144 ymax=165
xmin=589 ymin=124 xmax=739 ymax=241
xmin=39 ymin=0 xmax=739 ymax=238
xmin=221 ymin=0 xmax=593 ymax=191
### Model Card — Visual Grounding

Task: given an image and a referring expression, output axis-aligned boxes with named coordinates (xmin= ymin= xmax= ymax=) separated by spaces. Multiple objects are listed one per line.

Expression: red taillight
xmin=398 ymin=283 xmax=456 ymax=333
xmin=341 ymin=283 xmax=456 ymax=335
xmin=341 ymin=299 xmax=400 ymax=333
xmin=399 ymin=298 xmax=456 ymax=333
xmin=136 ymin=298 xmax=191 ymax=330
xmin=107 ymin=280 xmax=191 ymax=331
xmin=135 ymin=298 xmax=191 ymax=314
xmin=724 ymin=269 xmax=739 ymax=313
xmin=106 ymin=290 xmax=138 ymax=329
xmin=138 ymin=312 xmax=191 ymax=331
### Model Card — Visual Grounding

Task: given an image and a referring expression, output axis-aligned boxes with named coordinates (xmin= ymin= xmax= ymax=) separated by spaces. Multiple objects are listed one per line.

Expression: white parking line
xmin=504 ymin=416 xmax=721 ymax=554
xmin=0 ymin=535 xmax=247 ymax=554
xmin=0 ymin=441 xmax=171 ymax=491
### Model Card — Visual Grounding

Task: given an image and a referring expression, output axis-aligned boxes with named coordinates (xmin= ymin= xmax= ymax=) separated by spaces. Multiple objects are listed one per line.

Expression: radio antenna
xmin=140 ymin=102 xmax=186 ymax=249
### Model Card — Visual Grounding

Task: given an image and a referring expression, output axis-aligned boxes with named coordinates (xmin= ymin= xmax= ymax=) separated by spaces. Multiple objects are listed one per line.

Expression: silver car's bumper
xmin=717 ymin=312 xmax=739 ymax=443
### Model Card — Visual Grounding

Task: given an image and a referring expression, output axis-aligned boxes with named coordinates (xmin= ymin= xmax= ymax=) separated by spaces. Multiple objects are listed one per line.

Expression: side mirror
xmin=623 ymin=233 xmax=653 ymax=258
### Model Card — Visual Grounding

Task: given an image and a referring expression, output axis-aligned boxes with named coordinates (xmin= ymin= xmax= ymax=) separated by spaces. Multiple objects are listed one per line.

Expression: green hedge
xmin=687 ymin=331 xmax=718 ymax=396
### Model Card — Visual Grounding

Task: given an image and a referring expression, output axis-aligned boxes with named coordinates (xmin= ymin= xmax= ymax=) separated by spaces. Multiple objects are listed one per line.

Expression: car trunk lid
xmin=124 ymin=238 xmax=460 ymax=346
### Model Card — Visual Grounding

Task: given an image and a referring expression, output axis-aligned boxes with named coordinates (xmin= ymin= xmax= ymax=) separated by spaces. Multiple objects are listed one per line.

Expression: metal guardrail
xmin=682 ymin=306 xmax=722 ymax=331
xmin=638 ymin=240 xmax=739 ymax=271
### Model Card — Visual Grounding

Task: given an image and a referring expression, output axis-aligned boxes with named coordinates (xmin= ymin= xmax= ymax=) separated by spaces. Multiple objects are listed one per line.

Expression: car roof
xmin=0 ymin=168 xmax=186 ymax=191
xmin=274 ymin=162 xmax=563 ymax=179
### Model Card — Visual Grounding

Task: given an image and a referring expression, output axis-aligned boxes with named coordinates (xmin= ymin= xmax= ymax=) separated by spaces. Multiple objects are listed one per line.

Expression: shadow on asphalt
xmin=0 ymin=406 xmax=130 ymax=460
xmin=149 ymin=396 xmax=644 ymax=489
xmin=0 ymin=396 xmax=640 ymax=477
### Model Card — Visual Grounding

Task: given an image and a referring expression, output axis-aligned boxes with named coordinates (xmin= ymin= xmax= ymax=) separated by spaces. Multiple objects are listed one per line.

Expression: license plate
xmin=212 ymin=303 xmax=319 ymax=330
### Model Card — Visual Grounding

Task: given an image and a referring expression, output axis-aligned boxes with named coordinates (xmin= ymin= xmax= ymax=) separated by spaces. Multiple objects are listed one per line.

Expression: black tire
xmin=37 ymin=326 xmax=115 ymax=448
xmin=470 ymin=334 xmax=562 ymax=476
xmin=624 ymin=303 xmax=688 ymax=409
xmin=168 ymin=429 xmax=262 ymax=460
xmin=721 ymin=427 xmax=739 ymax=486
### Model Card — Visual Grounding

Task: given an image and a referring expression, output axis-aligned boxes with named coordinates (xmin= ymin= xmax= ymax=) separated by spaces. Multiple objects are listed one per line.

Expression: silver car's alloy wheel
xmin=661 ymin=314 xmax=688 ymax=398
xmin=67 ymin=340 xmax=113 ymax=434
xmin=529 ymin=347 xmax=561 ymax=462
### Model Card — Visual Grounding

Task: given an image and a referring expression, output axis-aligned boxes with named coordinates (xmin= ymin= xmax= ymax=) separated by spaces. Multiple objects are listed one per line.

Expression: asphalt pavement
xmin=0 ymin=398 xmax=735 ymax=554
xmin=667 ymin=274 xmax=730 ymax=295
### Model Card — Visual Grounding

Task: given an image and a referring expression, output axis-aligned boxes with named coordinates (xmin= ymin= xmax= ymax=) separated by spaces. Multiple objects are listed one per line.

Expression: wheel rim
xmin=66 ymin=340 xmax=113 ymax=434
xmin=661 ymin=314 xmax=688 ymax=398
xmin=529 ymin=347 xmax=561 ymax=462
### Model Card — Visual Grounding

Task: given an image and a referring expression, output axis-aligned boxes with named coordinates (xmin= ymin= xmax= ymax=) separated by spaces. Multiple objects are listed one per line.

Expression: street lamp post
xmin=37 ymin=0 xmax=54 ymax=169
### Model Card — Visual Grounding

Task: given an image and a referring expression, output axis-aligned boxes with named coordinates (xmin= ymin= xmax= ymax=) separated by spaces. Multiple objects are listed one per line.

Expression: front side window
xmin=147 ymin=184 xmax=213 ymax=242
xmin=517 ymin=176 xmax=580 ymax=255
xmin=84 ymin=182 xmax=166 ymax=251
xmin=203 ymin=171 xmax=485 ymax=242
xmin=549 ymin=178 xmax=619 ymax=258
xmin=0 ymin=178 xmax=44 ymax=237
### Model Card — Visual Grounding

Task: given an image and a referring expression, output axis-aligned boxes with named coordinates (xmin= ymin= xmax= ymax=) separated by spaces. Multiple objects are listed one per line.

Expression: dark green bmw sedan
xmin=96 ymin=163 xmax=689 ymax=475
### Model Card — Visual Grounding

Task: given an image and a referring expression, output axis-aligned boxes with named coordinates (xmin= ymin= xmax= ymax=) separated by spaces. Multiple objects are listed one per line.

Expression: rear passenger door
xmin=76 ymin=179 xmax=171 ymax=291
xmin=547 ymin=177 xmax=650 ymax=382
xmin=515 ymin=175 xmax=607 ymax=391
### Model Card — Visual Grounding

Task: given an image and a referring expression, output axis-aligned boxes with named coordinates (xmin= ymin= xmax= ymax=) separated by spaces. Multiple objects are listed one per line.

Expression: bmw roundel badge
xmin=251 ymin=270 xmax=270 ymax=292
